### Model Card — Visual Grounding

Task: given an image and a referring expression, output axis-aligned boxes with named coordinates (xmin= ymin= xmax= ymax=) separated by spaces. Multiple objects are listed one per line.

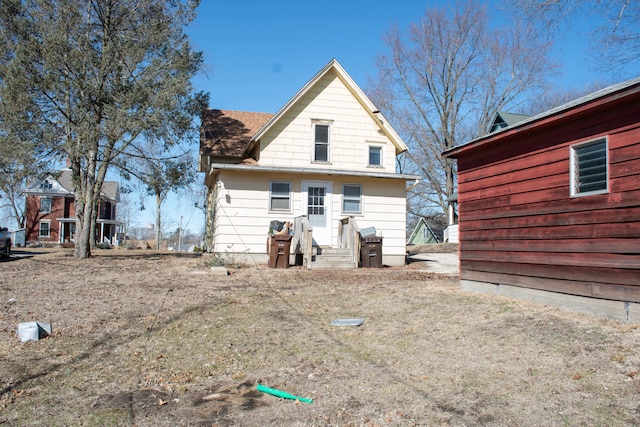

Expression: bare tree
xmin=510 ymin=0 xmax=640 ymax=75
xmin=119 ymin=140 xmax=196 ymax=250
xmin=368 ymin=1 xmax=558 ymax=216
xmin=116 ymin=191 xmax=138 ymax=242
xmin=0 ymin=160 xmax=31 ymax=228
xmin=522 ymin=81 xmax=611 ymax=116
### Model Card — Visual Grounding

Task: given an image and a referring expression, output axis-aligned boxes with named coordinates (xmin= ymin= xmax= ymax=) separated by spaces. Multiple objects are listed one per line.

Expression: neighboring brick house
xmin=23 ymin=169 xmax=122 ymax=245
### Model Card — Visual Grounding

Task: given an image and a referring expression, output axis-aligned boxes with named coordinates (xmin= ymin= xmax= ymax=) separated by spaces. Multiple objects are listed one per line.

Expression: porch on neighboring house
xmin=58 ymin=218 xmax=124 ymax=246
xmin=443 ymin=191 xmax=459 ymax=243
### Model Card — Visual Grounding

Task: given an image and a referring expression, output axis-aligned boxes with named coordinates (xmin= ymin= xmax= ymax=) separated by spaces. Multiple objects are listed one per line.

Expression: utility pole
xmin=178 ymin=215 xmax=183 ymax=252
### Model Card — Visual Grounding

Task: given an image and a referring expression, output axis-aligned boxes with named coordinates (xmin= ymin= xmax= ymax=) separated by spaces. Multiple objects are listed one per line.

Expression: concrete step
xmin=311 ymin=247 xmax=357 ymax=269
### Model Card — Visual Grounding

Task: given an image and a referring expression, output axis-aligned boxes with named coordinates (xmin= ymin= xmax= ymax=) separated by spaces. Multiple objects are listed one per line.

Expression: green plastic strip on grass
xmin=256 ymin=384 xmax=313 ymax=404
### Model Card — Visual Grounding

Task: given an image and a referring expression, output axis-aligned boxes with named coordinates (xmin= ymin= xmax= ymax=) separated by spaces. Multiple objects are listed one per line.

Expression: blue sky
xmin=188 ymin=1 xmax=610 ymax=114
xmin=188 ymin=1 xmax=430 ymax=113
xmin=140 ymin=0 xmax=621 ymax=236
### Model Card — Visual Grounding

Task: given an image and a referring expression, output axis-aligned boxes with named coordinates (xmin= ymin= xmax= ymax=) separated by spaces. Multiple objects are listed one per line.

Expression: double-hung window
xmin=570 ymin=138 xmax=608 ymax=197
xmin=313 ymin=123 xmax=330 ymax=163
xmin=368 ymin=145 xmax=382 ymax=167
xmin=40 ymin=198 xmax=52 ymax=213
xmin=342 ymin=184 xmax=362 ymax=214
xmin=269 ymin=181 xmax=292 ymax=212
xmin=39 ymin=221 xmax=50 ymax=238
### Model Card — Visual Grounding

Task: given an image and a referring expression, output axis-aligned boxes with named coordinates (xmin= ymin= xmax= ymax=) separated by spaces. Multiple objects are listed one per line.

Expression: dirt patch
xmin=1 ymin=248 xmax=639 ymax=426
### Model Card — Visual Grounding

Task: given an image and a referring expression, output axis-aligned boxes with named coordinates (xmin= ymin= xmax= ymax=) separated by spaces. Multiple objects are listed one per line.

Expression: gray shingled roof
xmin=499 ymin=112 xmax=530 ymax=126
xmin=59 ymin=169 xmax=119 ymax=201
xmin=25 ymin=169 xmax=119 ymax=202
xmin=489 ymin=112 xmax=531 ymax=133
xmin=57 ymin=169 xmax=75 ymax=193
xmin=101 ymin=180 xmax=120 ymax=202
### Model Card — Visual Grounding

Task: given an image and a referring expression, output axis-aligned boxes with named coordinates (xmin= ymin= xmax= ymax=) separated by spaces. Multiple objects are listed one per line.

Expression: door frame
xmin=301 ymin=180 xmax=332 ymax=247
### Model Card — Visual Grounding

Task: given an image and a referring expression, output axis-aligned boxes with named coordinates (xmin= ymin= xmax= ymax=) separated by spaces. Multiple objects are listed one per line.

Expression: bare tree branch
xmin=369 ymin=1 xmax=557 ymax=218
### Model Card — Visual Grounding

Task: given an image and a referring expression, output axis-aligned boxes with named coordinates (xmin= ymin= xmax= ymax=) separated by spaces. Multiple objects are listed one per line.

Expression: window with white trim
xmin=368 ymin=145 xmax=382 ymax=167
xmin=40 ymin=198 xmax=52 ymax=213
xmin=342 ymin=184 xmax=362 ymax=214
xmin=313 ymin=123 xmax=330 ymax=163
xmin=39 ymin=221 xmax=50 ymax=237
xmin=570 ymin=138 xmax=608 ymax=197
xmin=269 ymin=181 xmax=292 ymax=212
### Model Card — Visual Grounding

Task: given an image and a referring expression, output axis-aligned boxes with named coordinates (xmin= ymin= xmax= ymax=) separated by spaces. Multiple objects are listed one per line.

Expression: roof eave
xmin=443 ymin=77 xmax=640 ymax=159
xmin=208 ymin=162 xmax=420 ymax=181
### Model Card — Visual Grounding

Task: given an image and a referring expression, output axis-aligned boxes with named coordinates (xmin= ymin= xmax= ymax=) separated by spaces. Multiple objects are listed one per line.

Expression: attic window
xmin=570 ymin=138 xmax=608 ymax=197
xmin=368 ymin=146 xmax=382 ymax=167
xmin=40 ymin=180 xmax=52 ymax=190
xmin=313 ymin=123 xmax=330 ymax=163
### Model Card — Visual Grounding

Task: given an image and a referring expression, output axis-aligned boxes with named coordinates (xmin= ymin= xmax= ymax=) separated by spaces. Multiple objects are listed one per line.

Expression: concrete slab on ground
xmin=407 ymin=253 xmax=459 ymax=275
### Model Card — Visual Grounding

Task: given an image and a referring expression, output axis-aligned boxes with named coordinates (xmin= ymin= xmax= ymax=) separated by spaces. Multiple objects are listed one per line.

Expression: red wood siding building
xmin=442 ymin=78 xmax=640 ymax=321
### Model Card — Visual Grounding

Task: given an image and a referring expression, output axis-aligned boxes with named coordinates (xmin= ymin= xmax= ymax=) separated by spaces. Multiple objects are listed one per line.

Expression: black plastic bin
xmin=269 ymin=234 xmax=293 ymax=269
xmin=360 ymin=235 xmax=383 ymax=268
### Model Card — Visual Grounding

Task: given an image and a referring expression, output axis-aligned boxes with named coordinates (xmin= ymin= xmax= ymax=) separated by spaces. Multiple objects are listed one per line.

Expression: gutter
xmin=208 ymin=162 xmax=421 ymax=181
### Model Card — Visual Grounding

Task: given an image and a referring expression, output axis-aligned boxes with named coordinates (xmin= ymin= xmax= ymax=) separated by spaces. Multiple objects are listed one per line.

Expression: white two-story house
xmin=198 ymin=59 xmax=419 ymax=267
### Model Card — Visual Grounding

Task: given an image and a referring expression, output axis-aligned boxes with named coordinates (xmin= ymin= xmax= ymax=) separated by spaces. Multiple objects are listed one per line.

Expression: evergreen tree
xmin=0 ymin=0 xmax=206 ymax=258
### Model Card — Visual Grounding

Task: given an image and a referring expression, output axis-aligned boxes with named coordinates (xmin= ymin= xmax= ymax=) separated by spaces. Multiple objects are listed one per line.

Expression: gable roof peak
xmin=24 ymin=169 xmax=120 ymax=202
xmin=489 ymin=111 xmax=531 ymax=134
xmin=253 ymin=58 xmax=408 ymax=154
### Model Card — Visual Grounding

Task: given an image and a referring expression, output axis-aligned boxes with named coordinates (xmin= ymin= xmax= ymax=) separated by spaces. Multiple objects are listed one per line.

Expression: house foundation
xmin=208 ymin=251 xmax=406 ymax=268
xmin=461 ymin=280 xmax=640 ymax=323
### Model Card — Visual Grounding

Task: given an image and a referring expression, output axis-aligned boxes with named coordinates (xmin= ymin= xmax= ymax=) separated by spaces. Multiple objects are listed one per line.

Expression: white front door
xmin=302 ymin=181 xmax=332 ymax=246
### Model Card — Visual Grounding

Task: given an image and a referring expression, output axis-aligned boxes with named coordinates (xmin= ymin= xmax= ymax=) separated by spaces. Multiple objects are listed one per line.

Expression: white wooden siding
xmin=258 ymin=70 xmax=396 ymax=172
xmin=212 ymin=171 xmax=407 ymax=263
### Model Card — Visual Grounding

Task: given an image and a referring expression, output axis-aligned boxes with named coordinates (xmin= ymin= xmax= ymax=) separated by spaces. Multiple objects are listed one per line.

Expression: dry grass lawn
xmin=1 ymin=248 xmax=639 ymax=426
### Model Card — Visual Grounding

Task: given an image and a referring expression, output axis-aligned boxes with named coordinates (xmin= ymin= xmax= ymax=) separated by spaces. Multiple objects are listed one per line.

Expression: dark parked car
xmin=0 ymin=227 xmax=11 ymax=258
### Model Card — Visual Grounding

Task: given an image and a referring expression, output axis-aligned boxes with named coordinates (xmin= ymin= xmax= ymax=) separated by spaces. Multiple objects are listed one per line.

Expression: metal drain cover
xmin=330 ymin=318 xmax=364 ymax=326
